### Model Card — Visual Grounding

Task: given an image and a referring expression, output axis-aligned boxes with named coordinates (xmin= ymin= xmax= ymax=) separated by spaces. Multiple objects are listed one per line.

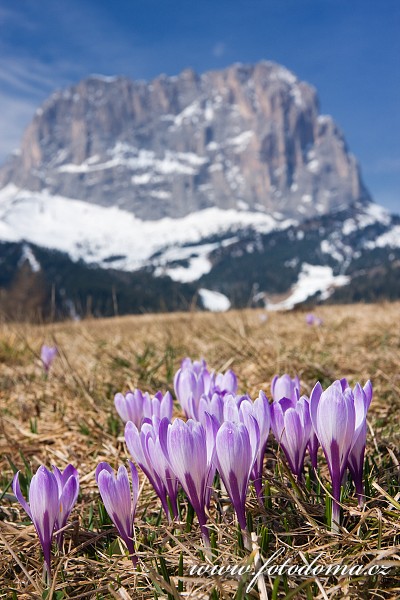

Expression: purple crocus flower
xmin=220 ymin=393 xmax=269 ymax=499
xmin=271 ymin=374 xmax=300 ymax=403
xmin=310 ymin=381 xmax=356 ymax=531
xmin=214 ymin=420 xmax=259 ymax=531
xmin=306 ymin=313 xmax=323 ymax=326
xmin=125 ymin=418 xmax=178 ymax=521
xmin=346 ymin=381 xmax=373 ymax=506
xmin=114 ymin=390 xmax=172 ymax=426
xmin=197 ymin=392 xmax=226 ymax=426
xmin=51 ymin=464 xmax=79 ymax=546
xmin=40 ymin=345 xmax=57 ymax=374
xmin=271 ymin=396 xmax=311 ymax=479
xmin=306 ymin=313 xmax=315 ymax=325
xmin=174 ymin=359 xmax=211 ymax=419
xmin=210 ymin=369 xmax=238 ymax=397
xmin=13 ymin=465 xmax=60 ymax=579
xmin=95 ymin=461 xmax=139 ymax=565
xmin=181 ymin=357 xmax=207 ymax=373
xmin=159 ymin=416 xmax=217 ymax=545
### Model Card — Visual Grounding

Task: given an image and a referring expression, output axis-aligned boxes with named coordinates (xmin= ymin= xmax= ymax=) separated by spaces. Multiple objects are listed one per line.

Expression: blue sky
xmin=0 ymin=0 xmax=399 ymax=212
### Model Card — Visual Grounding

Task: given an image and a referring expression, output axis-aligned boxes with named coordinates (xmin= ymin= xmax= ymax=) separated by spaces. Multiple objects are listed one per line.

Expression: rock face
xmin=0 ymin=61 xmax=370 ymax=220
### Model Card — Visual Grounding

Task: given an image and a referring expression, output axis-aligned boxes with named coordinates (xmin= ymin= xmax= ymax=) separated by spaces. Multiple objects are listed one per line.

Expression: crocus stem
xmin=200 ymin=526 xmax=212 ymax=560
xmin=355 ymin=484 xmax=365 ymax=508
xmin=242 ymin=528 xmax=252 ymax=551
xmin=253 ymin=479 xmax=264 ymax=504
xmin=44 ymin=562 xmax=52 ymax=587
xmin=331 ymin=479 xmax=341 ymax=533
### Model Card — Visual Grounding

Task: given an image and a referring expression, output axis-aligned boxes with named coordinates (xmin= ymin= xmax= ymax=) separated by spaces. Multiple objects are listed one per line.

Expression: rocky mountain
xmin=0 ymin=61 xmax=370 ymax=220
xmin=0 ymin=60 xmax=399 ymax=319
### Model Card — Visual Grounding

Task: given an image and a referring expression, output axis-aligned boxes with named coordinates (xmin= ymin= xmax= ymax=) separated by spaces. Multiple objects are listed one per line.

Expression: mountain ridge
xmin=0 ymin=61 xmax=370 ymax=221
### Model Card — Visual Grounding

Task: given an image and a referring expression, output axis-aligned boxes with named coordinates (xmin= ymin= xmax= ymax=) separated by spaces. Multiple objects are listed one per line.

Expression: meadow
xmin=0 ymin=303 xmax=399 ymax=599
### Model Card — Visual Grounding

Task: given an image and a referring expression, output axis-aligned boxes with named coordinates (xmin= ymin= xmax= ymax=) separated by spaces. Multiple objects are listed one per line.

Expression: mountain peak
xmin=0 ymin=60 xmax=370 ymax=221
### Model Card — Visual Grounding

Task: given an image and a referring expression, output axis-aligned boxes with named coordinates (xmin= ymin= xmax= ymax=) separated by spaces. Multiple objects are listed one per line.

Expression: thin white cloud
xmin=0 ymin=57 xmax=66 ymax=97
xmin=0 ymin=93 xmax=39 ymax=159
xmin=212 ymin=42 xmax=227 ymax=58
xmin=369 ymin=157 xmax=400 ymax=174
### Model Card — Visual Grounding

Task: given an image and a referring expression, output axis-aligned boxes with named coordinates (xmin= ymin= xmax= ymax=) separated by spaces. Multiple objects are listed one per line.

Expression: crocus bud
xmin=13 ymin=466 xmax=60 ymax=579
xmin=310 ymin=381 xmax=356 ymax=531
xmin=159 ymin=416 xmax=217 ymax=545
xmin=125 ymin=418 xmax=178 ymax=521
xmin=271 ymin=374 xmax=300 ymax=403
xmin=95 ymin=462 xmax=139 ymax=565
xmin=214 ymin=420 xmax=259 ymax=531
xmin=271 ymin=396 xmax=311 ymax=478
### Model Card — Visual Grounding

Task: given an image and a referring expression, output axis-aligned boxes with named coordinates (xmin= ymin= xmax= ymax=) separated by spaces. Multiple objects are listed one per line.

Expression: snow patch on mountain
xmin=19 ymin=244 xmax=41 ymax=272
xmin=342 ymin=202 xmax=391 ymax=235
xmin=58 ymin=144 xmax=207 ymax=176
xmin=266 ymin=264 xmax=350 ymax=311
xmin=365 ymin=225 xmax=400 ymax=249
xmin=0 ymin=185 xmax=290 ymax=272
xmin=199 ymin=288 xmax=231 ymax=312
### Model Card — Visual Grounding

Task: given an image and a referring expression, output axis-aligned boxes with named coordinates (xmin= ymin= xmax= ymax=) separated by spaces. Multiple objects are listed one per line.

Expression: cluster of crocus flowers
xmin=13 ymin=358 xmax=373 ymax=579
xmin=120 ymin=360 xmax=373 ymax=542
xmin=114 ymin=390 xmax=172 ymax=427
xmin=13 ymin=464 xmax=79 ymax=580
xmin=122 ymin=361 xmax=272 ymax=546
xmin=269 ymin=373 xmax=372 ymax=530
xmin=174 ymin=357 xmax=238 ymax=420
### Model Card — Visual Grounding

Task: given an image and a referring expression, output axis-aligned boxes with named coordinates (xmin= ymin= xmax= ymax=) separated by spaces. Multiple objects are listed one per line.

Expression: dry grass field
xmin=0 ymin=303 xmax=399 ymax=599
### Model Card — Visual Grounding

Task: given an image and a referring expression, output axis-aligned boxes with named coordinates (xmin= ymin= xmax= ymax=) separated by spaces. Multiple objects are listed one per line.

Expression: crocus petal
xmin=95 ymin=462 xmax=114 ymax=482
xmin=223 ymin=395 xmax=240 ymax=422
xmin=221 ymin=370 xmax=238 ymax=394
xmin=363 ymin=380 xmax=373 ymax=408
xmin=114 ymin=393 xmax=131 ymax=423
xmin=58 ymin=475 xmax=79 ymax=528
xmin=253 ymin=391 xmax=271 ymax=441
xmin=160 ymin=391 xmax=173 ymax=420
xmin=309 ymin=381 xmax=323 ymax=433
xmin=271 ymin=397 xmax=293 ymax=441
xmin=348 ymin=420 xmax=367 ymax=502
xmin=128 ymin=461 xmax=139 ymax=515
xmin=12 ymin=472 xmax=32 ymax=519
